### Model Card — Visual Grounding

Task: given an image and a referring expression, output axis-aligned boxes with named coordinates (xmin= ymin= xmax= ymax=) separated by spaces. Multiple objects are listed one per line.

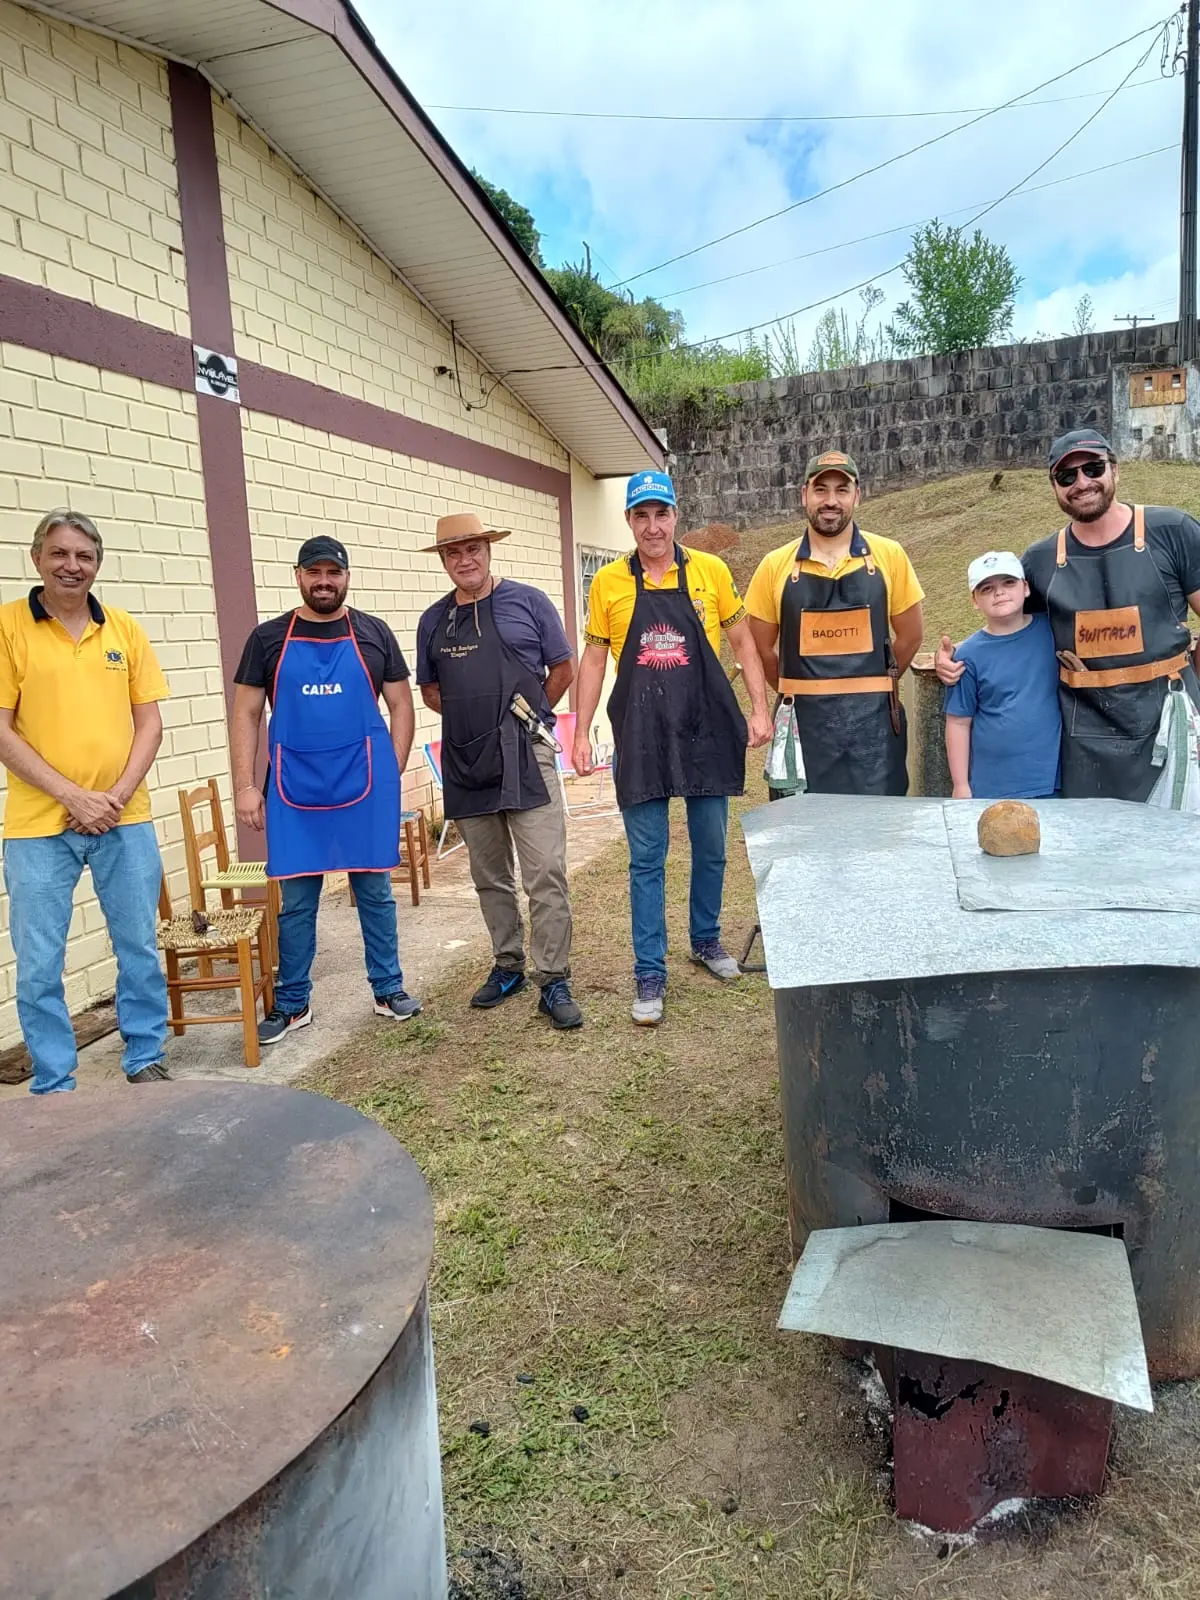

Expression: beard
xmin=1066 ymin=480 xmax=1117 ymax=523
xmin=806 ymin=506 xmax=854 ymax=539
xmin=303 ymin=584 xmax=347 ymax=614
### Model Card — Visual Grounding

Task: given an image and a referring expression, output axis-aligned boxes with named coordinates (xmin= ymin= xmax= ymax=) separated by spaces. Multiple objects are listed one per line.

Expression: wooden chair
xmin=392 ymin=809 xmax=432 ymax=907
xmin=178 ymin=779 xmax=279 ymax=975
xmin=157 ymin=878 xmax=274 ymax=1068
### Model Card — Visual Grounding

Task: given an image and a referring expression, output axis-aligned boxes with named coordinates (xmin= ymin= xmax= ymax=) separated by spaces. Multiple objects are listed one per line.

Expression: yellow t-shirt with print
xmin=0 ymin=591 xmax=169 ymax=838
xmin=744 ymin=528 xmax=924 ymax=626
xmin=585 ymin=547 xmax=746 ymax=662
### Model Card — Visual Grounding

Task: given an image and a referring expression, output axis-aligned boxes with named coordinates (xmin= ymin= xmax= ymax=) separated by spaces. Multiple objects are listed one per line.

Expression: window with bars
xmin=578 ymin=546 xmax=625 ymax=617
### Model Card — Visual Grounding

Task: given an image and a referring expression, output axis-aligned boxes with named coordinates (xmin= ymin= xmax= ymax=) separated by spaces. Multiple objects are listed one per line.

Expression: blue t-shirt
xmin=415 ymin=578 xmax=573 ymax=723
xmin=943 ymin=614 xmax=1062 ymax=798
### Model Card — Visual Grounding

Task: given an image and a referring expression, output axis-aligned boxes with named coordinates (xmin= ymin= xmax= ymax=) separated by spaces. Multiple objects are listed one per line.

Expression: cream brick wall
xmin=0 ymin=342 xmax=231 ymax=1048
xmin=213 ymin=100 xmax=567 ymax=473
xmin=242 ymin=411 xmax=564 ymax=811
xmin=0 ymin=0 xmax=188 ymax=334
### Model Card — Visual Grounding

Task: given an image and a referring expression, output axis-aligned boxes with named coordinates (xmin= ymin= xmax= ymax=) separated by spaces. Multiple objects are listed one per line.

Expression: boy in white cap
xmin=943 ymin=551 xmax=1061 ymax=799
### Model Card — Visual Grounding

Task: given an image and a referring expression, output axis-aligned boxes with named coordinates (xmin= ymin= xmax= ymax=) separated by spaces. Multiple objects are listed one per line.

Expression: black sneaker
xmin=374 ymin=991 xmax=422 ymax=1020
xmin=126 ymin=1063 xmax=171 ymax=1083
xmin=258 ymin=1004 xmax=313 ymax=1045
xmin=538 ymin=979 xmax=582 ymax=1030
xmin=470 ymin=966 xmax=528 ymax=1009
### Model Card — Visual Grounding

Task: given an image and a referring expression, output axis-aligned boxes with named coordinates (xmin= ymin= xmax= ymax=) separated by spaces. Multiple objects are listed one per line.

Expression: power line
xmin=428 ymin=74 xmax=1167 ymax=125
xmin=657 ymin=144 xmax=1175 ymax=301
xmin=608 ymin=19 xmax=1171 ymax=290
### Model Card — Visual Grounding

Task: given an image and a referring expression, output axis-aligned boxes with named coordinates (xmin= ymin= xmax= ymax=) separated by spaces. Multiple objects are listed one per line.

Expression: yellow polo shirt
xmin=744 ymin=528 xmax=924 ymax=626
xmin=585 ymin=547 xmax=746 ymax=662
xmin=0 ymin=589 xmax=169 ymax=838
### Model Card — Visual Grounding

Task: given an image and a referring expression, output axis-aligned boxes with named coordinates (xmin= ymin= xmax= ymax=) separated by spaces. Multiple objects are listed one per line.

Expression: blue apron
xmin=265 ymin=611 xmax=401 ymax=879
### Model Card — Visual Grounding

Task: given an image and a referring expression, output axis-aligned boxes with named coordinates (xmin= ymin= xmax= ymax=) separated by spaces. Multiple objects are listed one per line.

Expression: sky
xmin=355 ymin=0 xmax=1190 ymax=360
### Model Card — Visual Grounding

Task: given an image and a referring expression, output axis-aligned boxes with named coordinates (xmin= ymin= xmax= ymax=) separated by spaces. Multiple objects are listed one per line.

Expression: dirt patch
xmin=310 ymin=802 xmax=1200 ymax=1600
xmin=681 ymin=522 xmax=741 ymax=556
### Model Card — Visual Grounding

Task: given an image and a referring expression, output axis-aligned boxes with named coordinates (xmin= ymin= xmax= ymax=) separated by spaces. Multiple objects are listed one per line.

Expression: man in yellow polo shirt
xmin=746 ymin=450 xmax=924 ymax=794
xmin=573 ymin=470 xmax=770 ymax=1026
xmin=0 ymin=509 xmax=170 ymax=1093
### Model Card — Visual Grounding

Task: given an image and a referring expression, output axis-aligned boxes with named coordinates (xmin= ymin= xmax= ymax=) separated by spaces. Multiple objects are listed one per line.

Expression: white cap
xmin=967 ymin=550 xmax=1026 ymax=592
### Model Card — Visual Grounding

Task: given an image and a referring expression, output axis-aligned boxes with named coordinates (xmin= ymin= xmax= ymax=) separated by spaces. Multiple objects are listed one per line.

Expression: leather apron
xmin=605 ymin=545 xmax=747 ymax=809
xmin=430 ymin=586 xmax=551 ymax=819
xmin=265 ymin=612 xmax=401 ymax=878
xmin=1046 ymin=505 xmax=1199 ymax=801
xmin=777 ymin=529 xmax=909 ymax=795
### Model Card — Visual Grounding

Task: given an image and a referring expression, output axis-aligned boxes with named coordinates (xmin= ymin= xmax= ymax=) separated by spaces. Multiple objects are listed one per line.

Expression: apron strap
xmin=1134 ymin=504 xmax=1146 ymax=552
xmin=1058 ymin=649 xmax=1188 ymax=690
xmin=781 ymin=675 xmax=895 ymax=696
xmin=1056 ymin=527 xmax=1068 ymax=568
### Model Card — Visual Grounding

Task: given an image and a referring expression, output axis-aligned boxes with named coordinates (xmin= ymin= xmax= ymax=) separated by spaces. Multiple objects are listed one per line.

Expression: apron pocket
xmin=443 ymin=726 xmax=504 ymax=791
xmin=277 ymin=738 xmax=373 ymax=809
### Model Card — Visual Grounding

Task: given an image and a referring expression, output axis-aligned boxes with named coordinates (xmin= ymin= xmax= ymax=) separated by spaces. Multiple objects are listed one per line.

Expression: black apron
xmin=777 ymin=529 xmax=908 ymax=795
xmin=605 ymin=546 xmax=747 ymax=808
xmin=430 ymin=586 xmax=551 ymax=819
xmin=1045 ymin=506 xmax=1200 ymax=801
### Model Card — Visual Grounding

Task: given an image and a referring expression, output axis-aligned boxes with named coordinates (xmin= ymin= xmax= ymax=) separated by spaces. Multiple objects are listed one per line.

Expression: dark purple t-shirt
xmin=415 ymin=579 xmax=573 ymax=721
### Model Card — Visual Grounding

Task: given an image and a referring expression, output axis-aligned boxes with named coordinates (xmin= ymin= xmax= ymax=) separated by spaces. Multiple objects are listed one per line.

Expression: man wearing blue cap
xmin=573 ymin=471 xmax=771 ymax=1025
xmin=936 ymin=430 xmax=1200 ymax=801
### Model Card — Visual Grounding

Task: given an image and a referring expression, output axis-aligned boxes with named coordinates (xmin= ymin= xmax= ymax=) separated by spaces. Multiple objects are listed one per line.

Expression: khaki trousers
xmin=455 ymin=743 xmax=572 ymax=986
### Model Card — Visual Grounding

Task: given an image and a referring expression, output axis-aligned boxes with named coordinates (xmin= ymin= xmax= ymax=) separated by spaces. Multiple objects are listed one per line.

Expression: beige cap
xmin=421 ymin=512 xmax=510 ymax=554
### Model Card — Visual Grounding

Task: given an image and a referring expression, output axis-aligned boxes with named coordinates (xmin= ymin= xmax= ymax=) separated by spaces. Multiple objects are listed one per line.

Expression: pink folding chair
xmin=554 ymin=710 xmax=617 ymax=817
xmin=422 ymin=740 xmax=465 ymax=857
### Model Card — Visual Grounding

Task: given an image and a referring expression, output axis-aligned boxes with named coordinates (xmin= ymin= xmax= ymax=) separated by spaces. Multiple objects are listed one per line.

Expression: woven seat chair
xmin=157 ymin=879 xmax=274 ymax=1068
xmin=179 ymin=779 xmax=279 ymax=976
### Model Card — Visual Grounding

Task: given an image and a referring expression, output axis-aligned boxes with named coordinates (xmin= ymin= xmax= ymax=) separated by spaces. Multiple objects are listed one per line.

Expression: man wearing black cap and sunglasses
xmin=936 ymin=430 xmax=1200 ymax=800
xmin=230 ymin=536 xmax=421 ymax=1046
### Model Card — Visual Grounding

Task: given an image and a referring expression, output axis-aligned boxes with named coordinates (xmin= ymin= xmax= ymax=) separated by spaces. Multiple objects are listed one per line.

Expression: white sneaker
xmin=632 ymin=976 xmax=666 ymax=1026
xmin=690 ymin=941 xmax=741 ymax=980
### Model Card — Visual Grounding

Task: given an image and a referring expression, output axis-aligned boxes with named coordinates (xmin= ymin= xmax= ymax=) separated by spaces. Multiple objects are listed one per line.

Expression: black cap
xmin=1048 ymin=429 xmax=1113 ymax=472
xmin=295 ymin=535 xmax=349 ymax=570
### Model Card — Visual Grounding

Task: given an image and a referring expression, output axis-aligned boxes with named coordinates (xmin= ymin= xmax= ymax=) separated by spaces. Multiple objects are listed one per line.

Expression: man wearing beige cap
xmin=416 ymin=513 xmax=581 ymax=1028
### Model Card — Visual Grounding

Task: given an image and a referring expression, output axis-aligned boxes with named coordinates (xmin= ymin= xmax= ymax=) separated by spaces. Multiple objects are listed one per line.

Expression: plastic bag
xmin=1147 ymin=680 xmax=1200 ymax=812
xmin=764 ymin=696 xmax=806 ymax=796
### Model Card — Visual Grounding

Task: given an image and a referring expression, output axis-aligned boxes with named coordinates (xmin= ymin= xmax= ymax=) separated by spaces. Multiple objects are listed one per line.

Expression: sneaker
xmin=538 ymin=979 xmax=583 ymax=1030
xmin=690 ymin=940 xmax=741 ymax=980
xmin=126 ymin=1063 xmax=171 ymax=1083
xmin=258 ymin=1004 xmax=313 ymax=1046
xmin=470 ymin=966 xmax=528 ymax=1009
xmin=632 ymin=976 xmax=666 ymax=1027
xmin=374 ymin=991 xmax=422 ymax=1020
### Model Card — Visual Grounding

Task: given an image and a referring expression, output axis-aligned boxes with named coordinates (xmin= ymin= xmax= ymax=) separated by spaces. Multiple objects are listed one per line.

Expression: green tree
xmin=886 ymin=221 xmax=1020 ymax=355
xmin=472 ymin=171 xmax=543 ymax=266
xmin=543 ymin=258 xmax=681 ymax=366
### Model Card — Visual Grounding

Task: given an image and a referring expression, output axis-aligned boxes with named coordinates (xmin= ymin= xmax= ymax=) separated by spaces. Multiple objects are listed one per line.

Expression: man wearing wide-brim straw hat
xmin=416 ymin=511 xmax=582 ymax=1029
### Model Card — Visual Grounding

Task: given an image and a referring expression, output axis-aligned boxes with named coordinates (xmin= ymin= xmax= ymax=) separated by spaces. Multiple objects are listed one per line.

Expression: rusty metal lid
xmin=0 ymin=1082 xmax=433 ymax=1599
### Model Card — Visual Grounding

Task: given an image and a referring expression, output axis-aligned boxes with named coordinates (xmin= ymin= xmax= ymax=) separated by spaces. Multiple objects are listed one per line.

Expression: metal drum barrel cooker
xmin=743 ymin=795 xmax=1200 ymax=1531
xmin=0 ymin=1082 xmax=446 ymax=1599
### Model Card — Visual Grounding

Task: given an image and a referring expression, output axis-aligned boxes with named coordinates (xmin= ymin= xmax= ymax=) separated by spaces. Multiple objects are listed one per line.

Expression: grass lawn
xmin=309 ymin=785 xmax=1200 ymax=1599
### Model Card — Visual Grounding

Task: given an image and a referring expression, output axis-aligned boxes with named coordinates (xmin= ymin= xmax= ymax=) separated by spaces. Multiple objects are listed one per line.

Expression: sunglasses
xmin=1052 ymin=458 xmax=1109 ymax=488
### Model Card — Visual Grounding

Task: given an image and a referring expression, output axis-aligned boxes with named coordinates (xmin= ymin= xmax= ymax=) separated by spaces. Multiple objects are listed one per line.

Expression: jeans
xmin=621 ymin=796 xmax=729 ymax=981
xmin=4 ymin=822 xmax=167 ymax=1094
xmin=275 ymin=871 xmax=403 ymax=1013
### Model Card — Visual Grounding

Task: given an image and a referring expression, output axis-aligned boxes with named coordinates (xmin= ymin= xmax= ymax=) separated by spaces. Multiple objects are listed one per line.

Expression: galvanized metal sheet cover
xmin=779 ymin=1220 xmax=1152 ymax=1411
xmin=944 ymin=799 xmax=1200 ymax=911
xmin=742 ymin=794 xmax=1200 ymax=988
xmin=0 ymin=1082 xmax=435 ymax=1600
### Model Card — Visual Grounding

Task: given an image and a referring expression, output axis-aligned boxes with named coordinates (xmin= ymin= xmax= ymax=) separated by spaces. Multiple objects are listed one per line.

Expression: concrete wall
xmin=672 ymin=323 xmax=1192 ymax=531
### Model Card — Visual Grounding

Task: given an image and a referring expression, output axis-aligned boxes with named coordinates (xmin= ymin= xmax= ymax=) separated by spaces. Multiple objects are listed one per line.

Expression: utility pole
xmin=1115 ymin=312 xmax=1157 ymax=343
xmin=1180 ymin=0 xmax=1199 ymax=359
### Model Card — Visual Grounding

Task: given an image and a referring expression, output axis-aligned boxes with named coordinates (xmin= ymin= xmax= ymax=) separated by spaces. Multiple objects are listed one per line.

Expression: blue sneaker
xmin=373 ymin=991 xmax=422 ymax=1020
xmin=470 ymin=965 xmax=528 ymax=1009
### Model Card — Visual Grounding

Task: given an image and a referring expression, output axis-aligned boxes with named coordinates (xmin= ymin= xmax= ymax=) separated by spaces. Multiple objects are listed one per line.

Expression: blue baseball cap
xmin=626 ymin=470 xmax=676 ymax=511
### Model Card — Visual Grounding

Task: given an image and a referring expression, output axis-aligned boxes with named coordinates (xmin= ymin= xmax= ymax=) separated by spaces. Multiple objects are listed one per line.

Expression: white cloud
xmin=357 ymin=0 xmax=1185 ymax=355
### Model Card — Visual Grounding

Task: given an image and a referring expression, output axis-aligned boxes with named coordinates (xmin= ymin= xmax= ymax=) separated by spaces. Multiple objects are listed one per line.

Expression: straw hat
xmin=422 ymin=512 xmax=511 ymax=554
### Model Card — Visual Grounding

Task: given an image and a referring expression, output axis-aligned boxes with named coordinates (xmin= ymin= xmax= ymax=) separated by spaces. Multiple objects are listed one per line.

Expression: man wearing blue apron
xmin=231 ymin=536 xmax=420 ymax=1045
xmin=935 ymin=431 xmax=1200 ymax=800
